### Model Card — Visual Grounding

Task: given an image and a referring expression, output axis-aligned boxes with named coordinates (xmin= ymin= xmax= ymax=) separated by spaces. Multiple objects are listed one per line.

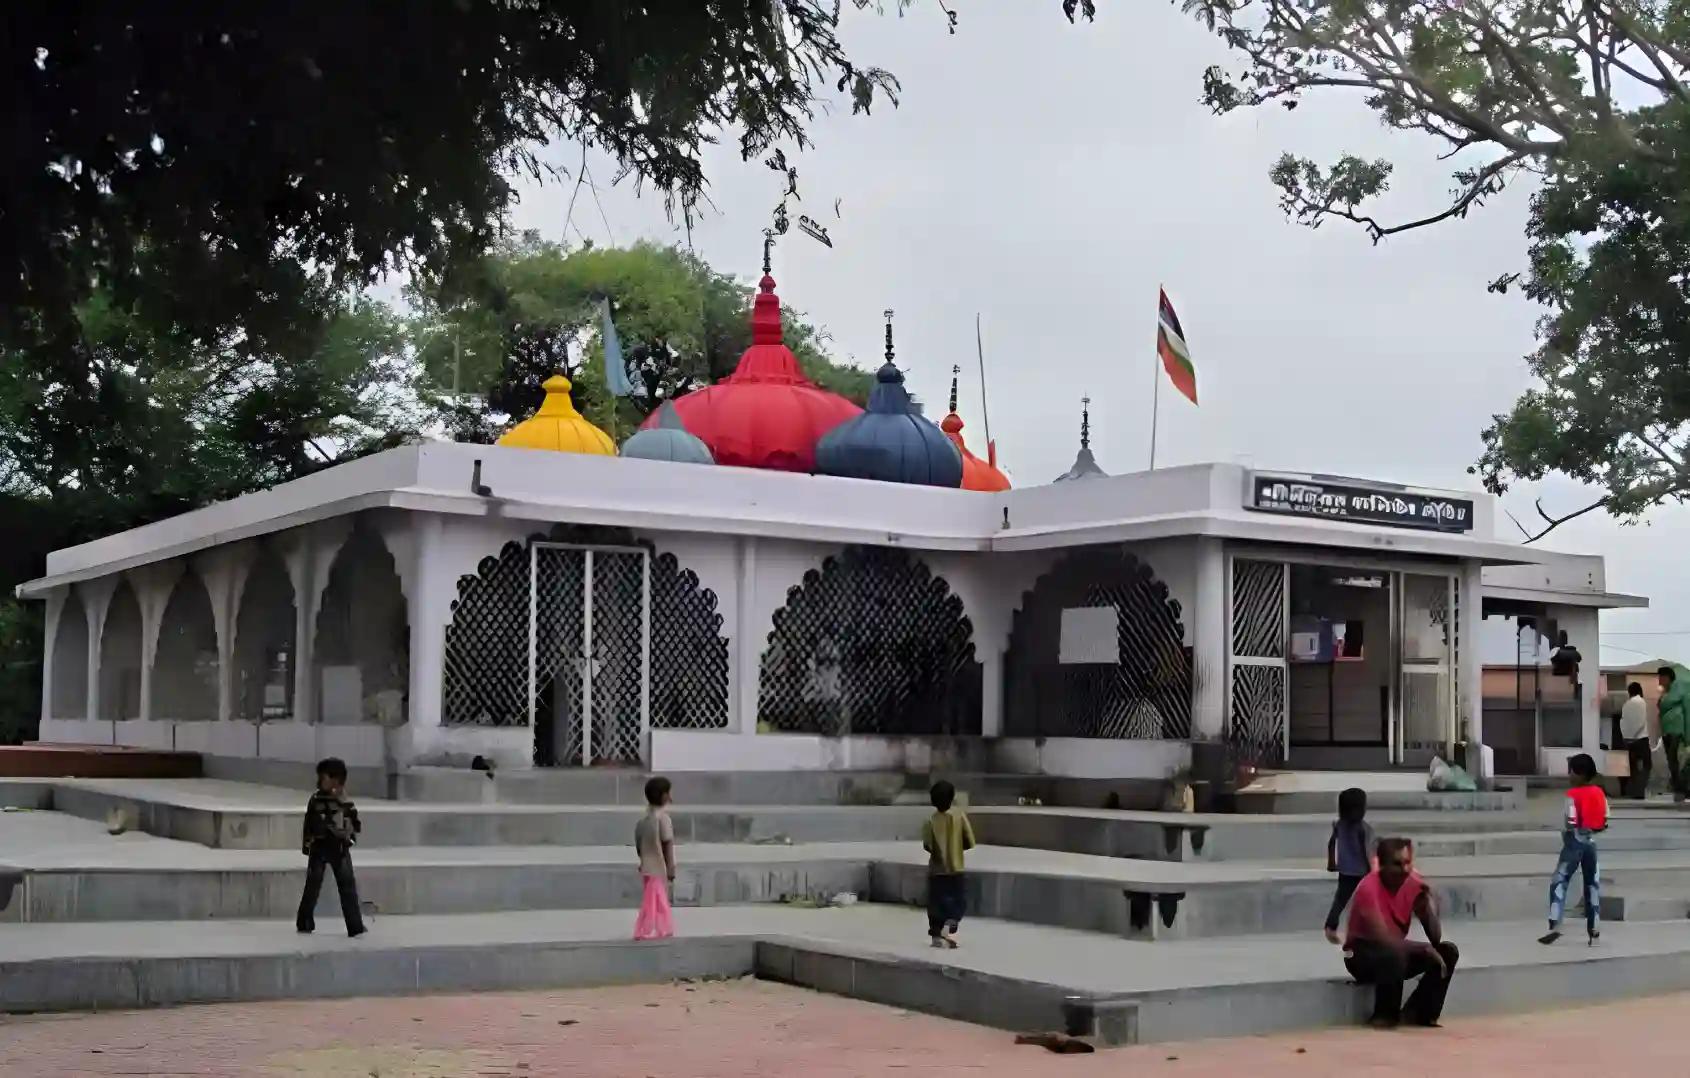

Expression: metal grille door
xmin=1229 ymin=558 xmax=1288 ymax=767
xmin=531 ymin=544 xmax=649 ymax=766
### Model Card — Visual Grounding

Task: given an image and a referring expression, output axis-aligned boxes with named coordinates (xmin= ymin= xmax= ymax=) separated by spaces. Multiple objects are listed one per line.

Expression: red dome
xmin=941 ymin=411 xmax=1011 ymax=492
xmin=646 ymin=271 xmax=860 ymax=472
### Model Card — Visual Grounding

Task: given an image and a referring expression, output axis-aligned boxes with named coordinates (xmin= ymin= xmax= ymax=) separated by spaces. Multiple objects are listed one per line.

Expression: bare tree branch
xmin=1522 ymin=495 xmax=1610 ymax=544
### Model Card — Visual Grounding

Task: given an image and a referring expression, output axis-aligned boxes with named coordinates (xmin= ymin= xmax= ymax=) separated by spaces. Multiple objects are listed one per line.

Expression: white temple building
xmin=15 ymin=269 xmax=1645 ymax=789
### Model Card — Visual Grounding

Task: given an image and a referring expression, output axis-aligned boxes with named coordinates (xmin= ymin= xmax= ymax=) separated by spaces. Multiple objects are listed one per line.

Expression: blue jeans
xmin=1547 ymin=830 xmax=1600 ymax=934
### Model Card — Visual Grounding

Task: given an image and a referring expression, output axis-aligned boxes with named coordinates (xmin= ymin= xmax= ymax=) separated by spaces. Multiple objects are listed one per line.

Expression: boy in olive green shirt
xmin=921 ymin=780 xmax=976 ymax=948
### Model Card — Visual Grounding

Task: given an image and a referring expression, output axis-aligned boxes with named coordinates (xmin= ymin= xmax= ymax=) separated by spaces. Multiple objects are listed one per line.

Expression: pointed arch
xmin=314 ymin=527 xmax=409 ymax=724
xmin=49 ymin=589 xmax=89 ymax=720
xmin=441 ymin=528 xmax=729 ymax=732
xmin=234 ymin=548 xmax=298 ymax=721
xmin=1004 ymin=546 xmax=1193 ymax=739
xmin=98 ymin=580 xmax=143 ymax=721
xmin=152 ymin=573 xmax=219 ymax=722
xmin=758 ymin=545 xmax=981 ymax=736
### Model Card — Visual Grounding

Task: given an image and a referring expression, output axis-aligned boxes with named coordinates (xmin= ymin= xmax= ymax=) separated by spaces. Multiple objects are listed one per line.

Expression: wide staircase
xmin=5 ymin=768 xmax=1690 ymax=1045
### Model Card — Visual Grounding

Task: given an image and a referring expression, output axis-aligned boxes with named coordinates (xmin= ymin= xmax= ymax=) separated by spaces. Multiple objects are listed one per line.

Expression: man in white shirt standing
xmin=1620 ymin=682 xmax=1653 ymax=799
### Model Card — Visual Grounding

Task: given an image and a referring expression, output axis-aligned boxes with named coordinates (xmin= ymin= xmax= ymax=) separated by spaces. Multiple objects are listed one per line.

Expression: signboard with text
xmin=1247 ymin=475 xmax=1474 ymax=533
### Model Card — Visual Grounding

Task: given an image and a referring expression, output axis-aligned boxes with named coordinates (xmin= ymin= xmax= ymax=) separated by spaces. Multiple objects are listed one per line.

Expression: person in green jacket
xmin=1659 ymin=667 xmax=1690 ymax=802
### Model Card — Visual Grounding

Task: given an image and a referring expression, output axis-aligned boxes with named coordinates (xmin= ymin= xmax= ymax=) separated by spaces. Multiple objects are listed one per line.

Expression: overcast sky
xmin=504 ymin=4 xmax=1686 ymax=667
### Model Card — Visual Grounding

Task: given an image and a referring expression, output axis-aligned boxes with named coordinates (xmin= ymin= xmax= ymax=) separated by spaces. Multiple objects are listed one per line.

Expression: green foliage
xmin=1179 ymin=0 xmax=1690 ymax=534
xmin=2 ymin=3 xmax=917 ymax=365
xmin=409 ymin=236 xmax=871 ymax=443
xmin=0 ymin=268 xmax=427 ymax=738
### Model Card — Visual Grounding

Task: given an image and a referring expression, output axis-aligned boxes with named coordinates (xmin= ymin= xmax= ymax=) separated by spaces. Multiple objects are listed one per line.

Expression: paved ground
xmin=0 ymin=978 xmax=1679 ymax=1076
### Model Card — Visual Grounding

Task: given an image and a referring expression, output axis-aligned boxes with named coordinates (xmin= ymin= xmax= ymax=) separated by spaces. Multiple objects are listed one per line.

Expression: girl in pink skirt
xmin=633 ymin=775 xmax=676 ymax=940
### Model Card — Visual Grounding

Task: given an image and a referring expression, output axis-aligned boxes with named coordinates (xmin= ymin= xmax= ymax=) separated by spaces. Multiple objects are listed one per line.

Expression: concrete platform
xmin=8 ymin=904 xmax=1690 ymax=1044
xmin=3 ymin=778 xmax=929 ymax=849
xmin=4 ymin=812 xmax=1681 ymax=936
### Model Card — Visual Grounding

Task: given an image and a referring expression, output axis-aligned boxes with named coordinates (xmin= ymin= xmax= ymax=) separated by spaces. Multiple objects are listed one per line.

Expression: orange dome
xmin=939 ymin=368 xmax=1010 ymax=492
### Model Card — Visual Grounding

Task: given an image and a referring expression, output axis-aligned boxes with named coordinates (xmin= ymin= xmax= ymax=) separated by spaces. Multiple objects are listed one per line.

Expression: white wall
xmin=651 ymin=729 xmax=1189 ymax=778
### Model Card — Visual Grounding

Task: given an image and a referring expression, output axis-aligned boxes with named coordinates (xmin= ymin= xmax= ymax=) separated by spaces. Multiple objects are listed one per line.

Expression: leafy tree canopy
xmin=1182 ymin=0 xmax=1690 ymax=537
xmin=3 ymin=3 xmax=916 ymax=355
xmin=410 ymin=233 xmax=871 ymax=442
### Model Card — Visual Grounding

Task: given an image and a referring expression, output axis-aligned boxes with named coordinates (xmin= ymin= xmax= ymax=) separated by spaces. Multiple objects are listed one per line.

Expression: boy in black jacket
xmin=296 ymin=757 xmax=367 ymax=937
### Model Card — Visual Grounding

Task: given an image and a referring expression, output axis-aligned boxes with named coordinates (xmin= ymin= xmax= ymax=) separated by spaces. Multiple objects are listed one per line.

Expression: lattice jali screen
xmin=758 ymin=546 xmax=981 ymax=736
xmin=442 ymin=540 xmax=532 ymax=727
xmin=649 ymin=553 xmax=729 ymax=730
xmin=1003 ymin=547 xmax=1193 ymax=739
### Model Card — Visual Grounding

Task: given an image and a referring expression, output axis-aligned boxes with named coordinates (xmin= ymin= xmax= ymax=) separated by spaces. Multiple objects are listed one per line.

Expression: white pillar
xmin=1460 ymin=560 xmax=1486 ymax=780
xmin=194 ymin=542 xmax=256 ymax=724
xmin=1190 ymin=537 xmax=1228 ymax=740
xmin=732 ymin=537 xmax=760 ymax=735
xmin=405 ymin=513 xmax=447 ymax=742
xmin=277 ymin=519 xmax=352 ymax=729
xmin=80 ymin=577 xmax=120 ymax=737
xmin=40 ymin=588 xmax=66 ymax=727
xmin=128 ymin=561 xmax=184 ymax=724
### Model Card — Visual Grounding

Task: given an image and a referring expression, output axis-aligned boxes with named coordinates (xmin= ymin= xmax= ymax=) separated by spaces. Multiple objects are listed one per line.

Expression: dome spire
xmin=948 ymin=364 xmax=960 ymax=415
xmin=1055 ymin=395 xmax=1107 ymax=482
xmin=750 ymin=234 xmax=785 ymax=348
xmin=762 ymin=228 xmax=774 ymax=275
xmin=882 ymin=308 xmax=896 ymax=367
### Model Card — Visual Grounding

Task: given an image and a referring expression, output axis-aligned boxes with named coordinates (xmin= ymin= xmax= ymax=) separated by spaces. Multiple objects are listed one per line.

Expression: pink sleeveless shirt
xmin=1344 ymin=870 xmax=1426 ymax=946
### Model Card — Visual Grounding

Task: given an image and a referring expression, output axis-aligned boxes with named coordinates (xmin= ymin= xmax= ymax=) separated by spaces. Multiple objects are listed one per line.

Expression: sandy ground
xmin=0 ymin=979 xmax=1675 ymax=1077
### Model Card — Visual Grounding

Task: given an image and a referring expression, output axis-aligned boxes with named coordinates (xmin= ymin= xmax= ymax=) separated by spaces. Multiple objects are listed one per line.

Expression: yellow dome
xmin=496 ymin=375 xmax=617 ymax=456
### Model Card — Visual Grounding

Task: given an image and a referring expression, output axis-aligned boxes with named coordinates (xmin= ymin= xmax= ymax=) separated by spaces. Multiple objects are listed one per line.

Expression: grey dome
xmin=621 ymin=426 xmax=715 ymax=465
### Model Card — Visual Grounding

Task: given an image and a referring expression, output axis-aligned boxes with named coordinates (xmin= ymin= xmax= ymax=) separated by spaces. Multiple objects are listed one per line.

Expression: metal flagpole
xmin=974 ymin=313 xmax=993 ymax=448
xmin=1149 ymin=320 xmax=1162 ymax=471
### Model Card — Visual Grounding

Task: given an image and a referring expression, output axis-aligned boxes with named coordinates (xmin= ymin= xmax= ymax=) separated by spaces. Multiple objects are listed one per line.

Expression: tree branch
xmin=1522 ymin=495 xmax=1609 ymax=544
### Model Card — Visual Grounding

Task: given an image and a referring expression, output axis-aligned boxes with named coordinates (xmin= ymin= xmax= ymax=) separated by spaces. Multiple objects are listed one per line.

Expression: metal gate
xmin=530 ymin=543 xmax=650 ymax=767
xmin=1228 ymin=558 xmax=1289 ymax=767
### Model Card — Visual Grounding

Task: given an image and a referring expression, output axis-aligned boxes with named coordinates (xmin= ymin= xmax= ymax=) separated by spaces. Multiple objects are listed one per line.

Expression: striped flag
xmin=1157 ymin=289 xmax=1198 ymax=405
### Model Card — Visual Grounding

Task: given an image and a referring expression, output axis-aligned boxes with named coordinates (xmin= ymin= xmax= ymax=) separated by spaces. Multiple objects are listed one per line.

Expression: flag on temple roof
xmin=1157 ymin=289 xmax=1197 ymax=405
xmin=598 ymin=296 xmax=639 ymax=398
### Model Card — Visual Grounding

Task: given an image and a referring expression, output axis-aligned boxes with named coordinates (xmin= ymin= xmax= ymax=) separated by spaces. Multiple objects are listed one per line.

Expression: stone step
xmin=868 ymin=859 xmax=1683 ymax=941
xmin=14 ymin=817 xmax=1690 ymax=934
xmin=1603 ymin=889 xmax=1690 ymax=922
xmin=9 ymin=906 xmax=1690 ymax=1046
xmin=2 ymin=853 xmax=873 ymax=924
xmin=15 ymin=780 xmax=928 ymax=849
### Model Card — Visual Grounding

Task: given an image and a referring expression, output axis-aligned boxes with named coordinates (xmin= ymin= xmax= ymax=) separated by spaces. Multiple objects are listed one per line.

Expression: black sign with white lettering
xmin=1248 ymin=475 xmax=1474 ymax=533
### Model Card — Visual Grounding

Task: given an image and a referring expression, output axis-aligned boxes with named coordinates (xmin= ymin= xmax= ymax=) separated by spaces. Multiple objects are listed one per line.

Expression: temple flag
xmin=598 ymin=296 xmax=640 ymax=397
xmin=1156 ymin=289 xmax=1198 ymax=405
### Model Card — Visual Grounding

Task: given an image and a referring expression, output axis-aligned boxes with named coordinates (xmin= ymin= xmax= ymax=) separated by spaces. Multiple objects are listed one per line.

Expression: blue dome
xmin=814 ymin=362 xmax=963 ymax=487
xmin=621 ymin=426 xmax=716 ymax=465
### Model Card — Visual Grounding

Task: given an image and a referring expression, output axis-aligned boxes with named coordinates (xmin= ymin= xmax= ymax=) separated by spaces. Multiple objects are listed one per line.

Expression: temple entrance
xmin=531 ymin=544 xmax=649 ymax=767
xmin=1232 ymin=556 xmax=1459 ymax=769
